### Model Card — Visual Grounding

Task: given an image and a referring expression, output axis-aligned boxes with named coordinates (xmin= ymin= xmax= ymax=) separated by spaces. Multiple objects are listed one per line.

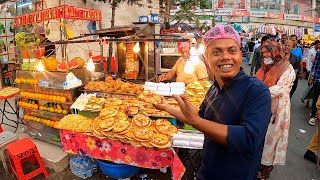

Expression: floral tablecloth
xmin=60 ymin=130 xmax=185 ymax=180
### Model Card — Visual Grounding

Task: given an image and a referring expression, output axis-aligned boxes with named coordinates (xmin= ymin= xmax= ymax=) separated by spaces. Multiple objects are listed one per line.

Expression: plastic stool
xmin=0 ymin=130 xmax=18 ymax=175
xmin=7 ymin=138 xmax=49 ymax=180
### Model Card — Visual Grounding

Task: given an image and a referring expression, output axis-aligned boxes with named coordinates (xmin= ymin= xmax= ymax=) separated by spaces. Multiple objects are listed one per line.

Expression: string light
xmin=37 ymin=60 xmax=45 ymax=72
xmin=87 ymin=56 xmax=95 ymax=72
xmin=133 ymin=42 xmax=140 ymax=53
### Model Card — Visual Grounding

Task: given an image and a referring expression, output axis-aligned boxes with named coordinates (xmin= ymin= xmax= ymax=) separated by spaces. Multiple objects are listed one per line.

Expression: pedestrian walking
xmin=256 ymin=41 xmax=296 ymax=179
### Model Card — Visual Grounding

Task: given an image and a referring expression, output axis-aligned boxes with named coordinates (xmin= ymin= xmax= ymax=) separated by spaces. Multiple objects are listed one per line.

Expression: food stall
xmin=12 ymin=3 xmax=208 ymax=179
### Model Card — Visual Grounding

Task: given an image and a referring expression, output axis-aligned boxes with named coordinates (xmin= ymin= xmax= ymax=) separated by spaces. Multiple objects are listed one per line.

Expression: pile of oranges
xmin=23 ymin=115 xmax=58 ymax=128
xmin=20 ymin=91 xmax=67 ymax=103
xmin=15 ymin=78 xmax=38 ymax=85
xmin=18 ymin=100 xmax=38 ymax=109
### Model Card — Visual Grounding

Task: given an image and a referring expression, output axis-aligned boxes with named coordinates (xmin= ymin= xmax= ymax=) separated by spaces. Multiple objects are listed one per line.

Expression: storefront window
xmin=250 ymin=0 xmax=281 ymax=11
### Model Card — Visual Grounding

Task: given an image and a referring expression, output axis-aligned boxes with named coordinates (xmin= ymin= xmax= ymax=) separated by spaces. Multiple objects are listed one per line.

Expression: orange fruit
xmin=54 ymin=109 xmax=59 ymax=113
xmin=44 ymin=95 xmax=49 ymax=100
xmin=15 ymin=78 xmax=21 ymax=84
xmin=49 ymin=107 xmax=55 ymax=113
xmin=33 ymin=104 xmax=39 ymax=109
xmin=60 ymin=97 xmax=66 ymax=103
xmin=29 ymin=93 xmax=35 ymax=99
xmin=18 ymin=101 xmax=22 ymax=107
xmin=52 ymin=96 xmax=57 ymax=102
xmin=23 ymin=115 xmax=29 ymax=120
xmin=57 ymin=104 xmax=62 ymax=109
xmin=62 ymin=110 xmax=68 ymax=115
xmin=57 ymin=109 xmax=62 ymax=114
xmin=39 ymin=106 xmax=44 ymax=111
xmin=48 ymin=96 xmax=53 ymax=101
xmin=50 ymin=121 xmax=55 ymax=127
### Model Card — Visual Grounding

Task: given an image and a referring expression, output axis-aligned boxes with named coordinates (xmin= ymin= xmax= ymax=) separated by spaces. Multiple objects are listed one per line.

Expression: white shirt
xmin=307 ymin=47 xmax=317 ymax=72
xmin=253 ymin=43 xmax=261 ymax=52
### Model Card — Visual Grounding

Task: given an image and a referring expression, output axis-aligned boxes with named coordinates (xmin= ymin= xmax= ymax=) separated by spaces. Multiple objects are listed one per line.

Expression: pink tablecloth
xmin=60 ymin=130 xmax=185 ymax=180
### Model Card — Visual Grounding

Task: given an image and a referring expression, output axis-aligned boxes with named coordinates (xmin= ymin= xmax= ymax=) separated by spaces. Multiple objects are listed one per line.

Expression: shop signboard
xmin=250 ymin=11 xmax=267 ymax=18
xmin=284 ymin=14 xmax=301 ymax=21
xmin=232 ymin=10 xmax=250 ymax=17
xmin=267 ymin=12 xmax=283 ymax=19
xmin=314 ymin=25 xmax=320 ymax=32
xmin=250 ymin=17 xmax=313 ymax=27
xmin=217 ymin=0 xmax=246 ymax=10
xmin=222 ymin=16 xmax=243 ymax=22
xmin=215 ymin=9 xmax=232 ymax=16
xmin=301 ymin=15 xmax=315 ymax=23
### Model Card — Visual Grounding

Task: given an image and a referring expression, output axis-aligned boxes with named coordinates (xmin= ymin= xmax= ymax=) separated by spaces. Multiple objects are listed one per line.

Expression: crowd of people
xmin=156 ymin=24 xmax=320 ymax=179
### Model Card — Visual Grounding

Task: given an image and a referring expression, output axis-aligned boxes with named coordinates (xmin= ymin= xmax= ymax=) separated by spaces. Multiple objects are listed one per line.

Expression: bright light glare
xmin=184 ymin=61 xmax=195 ymax=74
xmin=37 ymin=61 xmax=45 ymax=71
xmin=198 ymin=44 xmax=205 ymax=54
xmin=133 ymin=42 xmax=140 ymax=53
xmin=87 ymin=57 xmax=95 ymax=71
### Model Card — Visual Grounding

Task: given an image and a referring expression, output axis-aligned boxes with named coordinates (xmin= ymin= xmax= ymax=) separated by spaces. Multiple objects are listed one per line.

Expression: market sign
xmin=267 ymin=12 xmax=283 ymax=19
xmin=217 ymin=0 xmax=246 ymax=10
xmin=215 ymin=10 xmax=249 ymax=17
xmin=14 ymin=5 xmax=102 ymax=27
xmin=284 ymin=14 xmax=301 ymax=21
xmin=250 ymin=17 xmax=314 ymax=28
xmin=215 ymin=9 xmax=232 ymax=16
xmin=314 ymin=25 xmax=320 ymax=32
xmin=232 ymin=10 xmax=250 ymax=17
xmin=250 ymin=11 xmax=267 ymax=18
xmin=301 ymin=15 xmax=315 ymax=22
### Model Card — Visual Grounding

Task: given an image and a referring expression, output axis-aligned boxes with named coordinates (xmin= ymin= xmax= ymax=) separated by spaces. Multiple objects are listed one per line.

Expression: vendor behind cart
xmin=32 ymin=26 xmax=56 ymax=57
xmin=158 ymin=42 xmax=209 ymax=85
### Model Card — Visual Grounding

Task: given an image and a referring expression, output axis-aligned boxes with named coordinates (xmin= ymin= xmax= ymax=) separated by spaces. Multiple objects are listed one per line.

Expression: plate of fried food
xmin=84 ymin=97 xmax=105 ymax=112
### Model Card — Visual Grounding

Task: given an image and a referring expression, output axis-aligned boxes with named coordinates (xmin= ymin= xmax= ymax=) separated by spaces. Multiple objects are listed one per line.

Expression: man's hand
xmin=308 ymin=77 xmax=314 ymax=86
xmin=299 ymin=71 xmax=304 ymax=80
xmin=158 ymin=74 xmax=167 ymax=82
xmin=172 ymin=94 xmax=201 ymax=126
xmin=153 ymin=96 xmax=170 ymax=111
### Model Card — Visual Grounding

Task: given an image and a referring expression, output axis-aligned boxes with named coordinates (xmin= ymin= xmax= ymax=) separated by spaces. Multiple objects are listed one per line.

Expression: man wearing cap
xmin=158 ymin=42 xmax=209 ymax=85
xmin=33 ymin=26 xmax=56 ymax=57
xmin=155 ymin=24 xmax=271 ymax=179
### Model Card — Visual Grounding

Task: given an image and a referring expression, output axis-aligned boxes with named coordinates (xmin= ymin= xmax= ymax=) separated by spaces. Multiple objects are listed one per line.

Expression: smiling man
xmin=154 ymin=24 xmax=272 ymax=179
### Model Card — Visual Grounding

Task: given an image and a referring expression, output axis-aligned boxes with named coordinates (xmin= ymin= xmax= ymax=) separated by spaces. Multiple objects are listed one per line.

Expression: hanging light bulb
xmin=184 ymin=61 xmax=195 ymax=74
xmin=133 ymin=42 xmax=140 ymax=53
xmin=198 ymin=44 xmax=205 ymax=54
xmin=87 ymin=56 xmax=95 ymax=72
xmin=37 ymin=60 xmax=45 ymax=72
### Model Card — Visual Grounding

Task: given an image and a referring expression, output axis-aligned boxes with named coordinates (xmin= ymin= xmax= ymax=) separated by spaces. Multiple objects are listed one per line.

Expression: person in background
xmin=300 ymin=41 xmax=320 ymax=108
xmin=256 ymin=41 xmax=295 ymax=180
xmin=250 ymin=36 xmax=270 ymax=75
xmin=289 ymin=34 xmax=303 ymax=98
xmin=283 ymin=40 xmax=299 ymax=98
xmin=155 ymin=24 xmax=271 ymax=180
xmin=248 ymin=38 xmax=256 ymax=65
xmin=304 ymin=96 xmax=320 ymax=163
xmin=308 ymin=49 xmax=320 ymax=126
xmin=158 ymin=42 xmax=208 ymax=85
xmin=32 ymin=26 xmax=56 ymax=57
xmin=253 ymin=39 xmax=261 ymax=52
xmin=281 ymin=34 xmax=288 ymax=45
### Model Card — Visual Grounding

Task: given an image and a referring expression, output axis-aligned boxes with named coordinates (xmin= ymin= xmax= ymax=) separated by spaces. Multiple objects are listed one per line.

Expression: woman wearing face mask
xmin=256 ymin=41 xmax=296 ymax=180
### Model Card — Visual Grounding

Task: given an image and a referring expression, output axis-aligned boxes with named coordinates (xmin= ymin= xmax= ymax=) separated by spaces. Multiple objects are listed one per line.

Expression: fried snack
xmin=133 ymin=128 xmax=154 ymax=142
xmin=99 ymin=117 xmax=117 ymax=131
xmin=129 ymin=139 xmax=142 ymax=147
xmin=150 ymin=133 xmax=170 ymax=149
xmin=84 ymin=79 xmax=143 ymax=95
xmin=100 ymin=107 xmax=118 ymax=118
xmin=55 ymin=114 xmax=92 ymax=132
xmin=155 ymin=119 xmax=172 ymax=126
xmin=155 ymin=124 xmax=178 ymax=136
xmin=124 ymin=105 xmax=139 ymax=115
xmin=137 ymin=91 xmax=161 ymax=104
xmin=132 ymin=114 xmax=152 ymax=127
xmin=113 ymin=120 xmax=131 ymax=134
xmin=141 ymin=141 xmax=153 ymax=148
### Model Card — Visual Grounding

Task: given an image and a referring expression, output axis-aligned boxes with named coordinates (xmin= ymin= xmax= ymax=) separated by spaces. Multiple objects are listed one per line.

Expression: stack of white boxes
xmin=172 ymin=132 xmax=204 ymax=149
xmin=144 ymin=82 xmax=185 ymax=96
